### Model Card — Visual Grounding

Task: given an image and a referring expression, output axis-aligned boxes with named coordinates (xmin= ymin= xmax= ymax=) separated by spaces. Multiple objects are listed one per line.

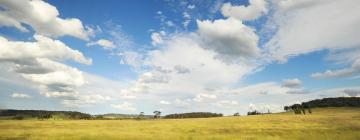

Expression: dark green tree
xmin=153 ymin=111 xmax=161 ymax=119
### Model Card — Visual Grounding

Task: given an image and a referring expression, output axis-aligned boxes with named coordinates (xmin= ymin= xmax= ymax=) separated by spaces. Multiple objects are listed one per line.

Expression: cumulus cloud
xmin=249 ymin=103 xmax=256 ymax=111
xmin=286 ymin=89 xmax=308 ymax=94
xmin=281 ymin=78 xmax=302 ymax=88
xmin=160 ymin=100 xmax=171 ymax=105
xmin=118 ymin=34 xmax=257 ymax=113
xmin=144 ymin=35 xmax=254 ymax=93
xmin=0 ymin=0 xmax=93 ymax=40
xmin=344 ymin=89 xmax=360 ymax=97
xmin=118 ymin=51 xmax=144 ymax=69
xmin=0 ymin=35 xmax=92 ymax=65
xmin=87 ymin=39 xmax=115 ymax=49
xmin=151 ymin=31 xmax=166 ymax=46
xmin=139 ymin=71 xmax=169 ymax=84
xmin=221 ymin=82 xmax=289 ymax=95
xmin=248 ymin=103 xmax=282 ymax=113
xmin=221 ymin=0 xmax=268 ymax=21
xmin=197 ymin=17 xmax=260 ymax=61
xmin=215 ymin=100 xmax=238 ymax=108
xmin=0 ymin=35 xmax=93 ymax=102
xmin=311 ymin=59 xmax=360 ymax=79
xmin=104 ymin=22 xmax=134 ymax=48
xmin=193 ymin=93 xmax=217 ymax=102
xmin=111 ymin=102 xmax=137 ymax=112
xmin=187 ymin=5 xmax=195 ymax=9
xmin=182 ymin=12 xmax=191 ymax=28
xmin=11 ymin=93 xmax=31 ymax=98
xmin=62 ymin=94 xmax=112 ymax=107
xmin=265 ymin=0 xmax=360 ymax=63
xmin=20 ymin=58 xmax=86 ymax=98
xmin=173 ymin=65 xmax=190 ymax=74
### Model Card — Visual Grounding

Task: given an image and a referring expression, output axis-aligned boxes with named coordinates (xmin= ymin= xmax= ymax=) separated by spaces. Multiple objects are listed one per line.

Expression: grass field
xmin=1 ymin=107 xmax=360 ymax=140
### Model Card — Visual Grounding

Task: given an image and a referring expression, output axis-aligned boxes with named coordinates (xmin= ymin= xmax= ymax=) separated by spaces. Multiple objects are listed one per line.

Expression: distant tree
xmin=153 ymin=111 xmax=161 ymax=119
xmin=301 ymin=108 xmax=306 ymax=115
xmin=284 ymin=106 xmax=291 ymax=112
xmin=95 ymin=115 xmax=104 ymax=119
xmin=13 ymin=115 xmax=24 ymax=120
xmin=291 ymin=104 xmax=302 ymax=115
xmin=138 ymin=112 xmax=145 ymax=119
xmin=38 ymin=113 xmax=52 ymax=120
xmin=247 ymin=110 xmax=261 ymax=115
xmin=233 ymin=113 xmax=240 ymax=116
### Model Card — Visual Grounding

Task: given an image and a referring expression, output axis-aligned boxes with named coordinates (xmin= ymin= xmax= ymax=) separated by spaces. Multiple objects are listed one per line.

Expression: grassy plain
xmin=0 ymin=107 xmax=360 ymax=140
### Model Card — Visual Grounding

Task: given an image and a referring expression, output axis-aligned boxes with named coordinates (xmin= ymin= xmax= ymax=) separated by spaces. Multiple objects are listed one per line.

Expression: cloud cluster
xmin=265 ymin=0 xmax=360 ymax=64
xmin=344 ymin=89 xmax=360 ymax=97
xmin=151 ymin=31 xmax=166 ymax=46
xmin=197 ymin=18 xmax=260 ymax=61
xmin=311 ymin=59 xmax=360 ymax=79
xmin=2 ymin=0 xmax=360 ymax=114
xmin=281 ymin=78 xmax=301 ymax=88
xmin=0 ymin=35 xmax=91 ymax=99
xmin=111 ymin=102 xmax=137 ymax=112
xmin=221 ymin=0 xmax=268 ymax=20
xmin=87 ymin=39 xmax=115 ymax=49
xmin=11 ymin=93 xmax=31 ymax=98
xmin=0 ymin=0 xmax=93 ymax=40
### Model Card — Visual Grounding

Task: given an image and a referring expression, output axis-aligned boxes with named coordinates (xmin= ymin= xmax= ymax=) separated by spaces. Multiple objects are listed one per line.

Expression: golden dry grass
xmin=0 ymin=107 xmax=359 ymax=140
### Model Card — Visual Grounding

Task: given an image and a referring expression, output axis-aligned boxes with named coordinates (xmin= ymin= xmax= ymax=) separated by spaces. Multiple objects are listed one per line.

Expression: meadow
xmin=0 ymin=107 xmax=360 ymax=140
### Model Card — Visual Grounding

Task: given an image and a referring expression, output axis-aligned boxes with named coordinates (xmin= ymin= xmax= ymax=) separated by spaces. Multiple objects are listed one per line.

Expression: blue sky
xmin=0 ymin=0 xmax=359 ymax=115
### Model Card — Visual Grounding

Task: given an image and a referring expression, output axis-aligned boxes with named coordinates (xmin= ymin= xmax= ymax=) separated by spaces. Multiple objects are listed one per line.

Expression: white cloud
xmin=344 ymin=89 xmax=360 ymax=97
xmin=311 ymin=58 xmax=360 ymax=79
xmin=182 ymin=12 xmax=191 ymax=28
xmin=118 ymin=34 xmax=257 ymax=113
xmin=165 ymin=21 xmax=175 ymax=27
xmin=265 ymin=0 xmax=360 ymax=63
xmin=0 ymin=35 xmax=96 ymax=104
xmin=187 ymin=5 xmax=195 ymax=9
xmin=0 ymin=0 xmax=93 ymax=40
xmin=215 ymin=100 xmax=238 ymax=108
xmin=118 ymin=51 xmax=145 ymax=70
xmin=221 ymin=82 xmax=289 ymax=95
xmin=20 ymin=58 xmax=86 ymax=99
xmin=248 ymin=103 xmax=256 ymax=111
xmin=197 ymin=17 xmax=260 ymax=61
xmin=221 ymin=0 xmax=268 ymax=21
xmin=87 ymin=39 xmax=115 ymax=49
xmin=286 ymin=89 xmax=308 ymax=94
xmin=249 ymin=103 xmax=282 ymax=113
xmin=282 ymin=78 xmax=302 ymax=88
xmin=160 ymin=100 xmax=171 ymax=105
xmin=151 ymin=31 xmax=165 ymax=46
xmin=143 ymin=35 xmax=255 ymax=93
xmin=193 ymin=93 xmax=217 ymax=102
xmin=111 ymin=102 xmax=137 ymax=112
xmin=11 ymin=93 xmax=31 ymax=98
xmin=0 ymin=35 xmax=92 ymax=65
xmin=62 ymin=94 xmax=112 ymax=107
xmin=173 ymin=65 xmax=190 ymax=74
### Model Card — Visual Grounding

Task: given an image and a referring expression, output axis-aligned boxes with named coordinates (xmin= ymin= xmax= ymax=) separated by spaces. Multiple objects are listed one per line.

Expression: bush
xmin=13 ymin=115 xmax=24 ymax=120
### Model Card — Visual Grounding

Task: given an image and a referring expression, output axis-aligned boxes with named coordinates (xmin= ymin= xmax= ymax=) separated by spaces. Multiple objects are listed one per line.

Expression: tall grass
xmin=0 ymin=107 xmax=359 ymax=140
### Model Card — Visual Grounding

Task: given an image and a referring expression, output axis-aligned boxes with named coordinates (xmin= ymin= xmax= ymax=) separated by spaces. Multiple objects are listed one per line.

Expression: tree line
xmin=302 ymin=97 xmax=360 ymax=107
xmin=0 ymin=109 xmax=92 ymax=120
xmin=163 ymin=112 xmax=223 ymax=119
xmin=284 ymin=97 xmax=360 ymax=115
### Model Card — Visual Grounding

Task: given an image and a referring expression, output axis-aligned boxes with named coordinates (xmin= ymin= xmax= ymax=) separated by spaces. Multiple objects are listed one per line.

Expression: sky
xmin=0 ymin=0 xmax=360 ymax=115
